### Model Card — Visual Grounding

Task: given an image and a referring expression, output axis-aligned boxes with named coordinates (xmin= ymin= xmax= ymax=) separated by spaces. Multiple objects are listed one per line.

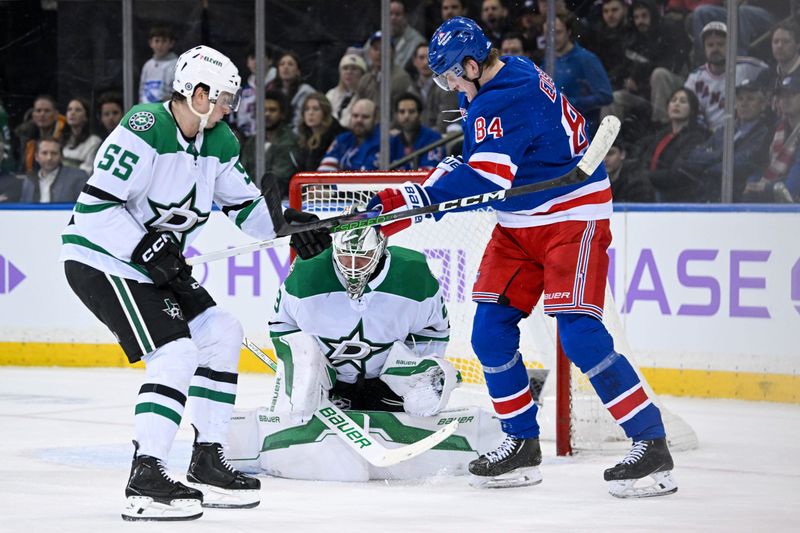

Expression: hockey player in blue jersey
xmin=367 ymin=17 xmax=676 ymax=497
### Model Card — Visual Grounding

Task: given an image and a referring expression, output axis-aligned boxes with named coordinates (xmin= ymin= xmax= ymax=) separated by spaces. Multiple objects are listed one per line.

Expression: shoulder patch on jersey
xmin=128 ymin=111 xmax=155 ymax=132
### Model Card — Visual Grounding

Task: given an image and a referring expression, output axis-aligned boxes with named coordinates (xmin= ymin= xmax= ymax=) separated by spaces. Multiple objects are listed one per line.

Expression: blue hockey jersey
xmin=391 ymin=125 xmax=444 ymax=170
xmin=424 ymin=55 xmax=612 ymax=227
xmin=318 ymin=127 xmax=403 ymax=172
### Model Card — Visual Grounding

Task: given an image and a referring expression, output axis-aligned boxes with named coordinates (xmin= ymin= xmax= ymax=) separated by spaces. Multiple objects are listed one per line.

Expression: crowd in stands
xmin=1 ymin=0 xmax=798 ymax=204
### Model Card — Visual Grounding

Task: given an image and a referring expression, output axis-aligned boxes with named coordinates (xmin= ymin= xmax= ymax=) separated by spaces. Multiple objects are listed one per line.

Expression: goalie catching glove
xmin=284 ymin=208 xmax=332 ymax=260
xmin=131 ymin=231 xmax=191 ymax=288
xmin=365 ymin=181 xmax=433 ymax=237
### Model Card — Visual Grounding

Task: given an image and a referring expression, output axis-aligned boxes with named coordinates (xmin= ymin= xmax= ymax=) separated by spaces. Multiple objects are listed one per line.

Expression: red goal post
xmin=288 ymin=171 xmax=697 ymax=456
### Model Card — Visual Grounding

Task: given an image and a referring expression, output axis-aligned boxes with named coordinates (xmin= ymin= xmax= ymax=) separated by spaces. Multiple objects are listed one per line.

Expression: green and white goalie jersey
xmin=270 ymin=246 xmax=451 ymax=383
xmin=60 ymin=101 xmax=275 ymax=282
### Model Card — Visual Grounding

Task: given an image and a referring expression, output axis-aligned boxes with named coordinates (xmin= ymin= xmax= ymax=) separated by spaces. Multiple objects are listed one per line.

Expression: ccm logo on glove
xmin=139 ymin=233 xmax=172 ymax=263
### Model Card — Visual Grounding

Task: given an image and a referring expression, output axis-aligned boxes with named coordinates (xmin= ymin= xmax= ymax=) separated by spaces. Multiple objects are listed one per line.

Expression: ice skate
xmin=121 ymin=441 xmax=203 ymax=522
xmin=604 ymin=438 xmax=678 ymax=498
xmin=186 ymin=427 xmax=261 ymax=508
xmin=468 ymin=436 xmax=542 ymax=489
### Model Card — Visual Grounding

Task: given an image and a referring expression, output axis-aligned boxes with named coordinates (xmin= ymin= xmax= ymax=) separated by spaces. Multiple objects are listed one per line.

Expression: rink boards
xmin=0 ymin=204 xmax=797 ymax=403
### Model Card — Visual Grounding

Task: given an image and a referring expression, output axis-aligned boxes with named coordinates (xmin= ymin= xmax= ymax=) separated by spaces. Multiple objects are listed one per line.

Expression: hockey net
xmin=289 ymin=171 xmax=698 ymax=455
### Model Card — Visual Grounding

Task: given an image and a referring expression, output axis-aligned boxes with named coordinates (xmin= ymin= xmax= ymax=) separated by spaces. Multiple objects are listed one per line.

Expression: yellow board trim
xmin=1 ymin=342 xmax=797 ymax=404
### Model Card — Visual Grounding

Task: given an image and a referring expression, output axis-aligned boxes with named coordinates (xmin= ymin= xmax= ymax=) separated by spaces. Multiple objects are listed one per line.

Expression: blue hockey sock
xmin=471 ymin=303 xmax=539 ymax=438
xmin=557 ymin=313 xmax=665 ymax=441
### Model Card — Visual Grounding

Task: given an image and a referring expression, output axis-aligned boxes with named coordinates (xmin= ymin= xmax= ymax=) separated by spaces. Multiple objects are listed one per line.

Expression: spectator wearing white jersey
xmin=138 ymin=23 xmax=177 ymax=104
xmin=684 ymin=21 xmax=768 ymax=131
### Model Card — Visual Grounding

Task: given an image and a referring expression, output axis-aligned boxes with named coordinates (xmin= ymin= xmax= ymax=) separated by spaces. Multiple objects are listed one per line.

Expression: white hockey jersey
xmin=60 ymin=101 xmax=276 ymax=282
xmin=139 ymin=53 xmax=178 ymax=104
xmin=269 ymin=246 xmax=450 ymax=384
xmin=684 ymin=57 xmax=768 ymax=131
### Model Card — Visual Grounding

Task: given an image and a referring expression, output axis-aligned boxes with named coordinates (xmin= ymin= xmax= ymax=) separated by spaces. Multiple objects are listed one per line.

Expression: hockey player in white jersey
xmin=267 ymin=220 xmax=458 ymax=424
xmin=60 ymin=45 xmax=331 ymax=521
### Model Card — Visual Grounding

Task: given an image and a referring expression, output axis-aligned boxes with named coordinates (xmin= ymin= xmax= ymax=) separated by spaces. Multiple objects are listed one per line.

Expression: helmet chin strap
xmin=186 ymin=99 xmax=216 ymax=131
xmin=461 ymin=58 xmax=484 ymax=92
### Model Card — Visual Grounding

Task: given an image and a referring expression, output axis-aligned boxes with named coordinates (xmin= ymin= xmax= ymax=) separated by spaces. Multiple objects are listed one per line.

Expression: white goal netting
xmin=290 ymin=172 xmax=698 ymax=454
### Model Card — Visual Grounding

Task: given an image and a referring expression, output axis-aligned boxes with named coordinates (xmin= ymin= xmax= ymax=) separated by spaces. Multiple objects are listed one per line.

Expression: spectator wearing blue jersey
xmin=390 ymin=92 xmax=443 ymax=170
xmin=548 ymin=10 xmax=613 ymax=136
xmin=318 ymin=98 xmax=394 ymax=171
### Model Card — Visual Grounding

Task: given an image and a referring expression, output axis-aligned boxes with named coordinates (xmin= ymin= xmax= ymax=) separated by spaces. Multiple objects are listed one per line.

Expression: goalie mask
xmin=332 ymin=224 xmax=388 ymax=300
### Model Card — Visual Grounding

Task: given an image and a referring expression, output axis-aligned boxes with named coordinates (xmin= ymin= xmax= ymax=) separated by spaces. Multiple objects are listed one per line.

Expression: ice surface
xmin=1 ymin=367 xmax=798 ymax=532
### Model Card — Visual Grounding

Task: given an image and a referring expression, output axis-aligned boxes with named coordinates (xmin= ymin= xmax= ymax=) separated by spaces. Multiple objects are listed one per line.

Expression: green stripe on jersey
xmin=135 ymin=402 xmax=182 ymax=424
xmin=234 ymin=197 xmax=262 ymax=228
xmin=406 ymin=333 xmax=450 ymax=343
xmin=109 ymin=275 xmax=154 ymax=353
xmin=74 ymin=201 xmax=120 ymax=213
xmin=61 ymin=234 xmax=149 ymax=276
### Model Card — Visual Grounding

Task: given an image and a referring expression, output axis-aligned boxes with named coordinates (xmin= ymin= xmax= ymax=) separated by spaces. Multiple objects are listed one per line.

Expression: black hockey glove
xmin=131 ymin=231 xmax=190 ymax=288
xmin=283 ymin=208 xmax=332 ymax=260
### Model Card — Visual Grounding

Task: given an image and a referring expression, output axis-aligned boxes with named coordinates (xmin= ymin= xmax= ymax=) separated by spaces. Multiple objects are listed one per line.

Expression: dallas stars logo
xmin=162 ymin=298 xmax=183 ymax=320
xmin=319 ymin=320 xmax=392 ymax=374
xmin=144 ymin=185 xmax=209 ymax=247
xmin=128 ymin=111 xmax=155 ymax=131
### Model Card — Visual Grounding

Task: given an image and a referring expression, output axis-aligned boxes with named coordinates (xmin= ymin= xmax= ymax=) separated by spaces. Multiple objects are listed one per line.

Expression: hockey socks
xmin=556 ymin=313 xmax=665 ymax=441
xmin=472 ymin=303 xmax=539 ymax=438
xmin=588 ymin=353 xmax=665 ymax=441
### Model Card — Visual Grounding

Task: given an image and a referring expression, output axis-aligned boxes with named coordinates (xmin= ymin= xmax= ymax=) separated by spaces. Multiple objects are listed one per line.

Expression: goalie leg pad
xmin=270 ymin=331 xmax=335 ymax=423
xmin=379 ymin=341 xmax=459 ymax=417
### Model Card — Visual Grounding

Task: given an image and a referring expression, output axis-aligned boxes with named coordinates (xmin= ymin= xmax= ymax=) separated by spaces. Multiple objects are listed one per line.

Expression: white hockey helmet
xmin=173 ymin=45 xmax=242 ymax=114
xmin=332 ymin=211 xmax=388 ymax=300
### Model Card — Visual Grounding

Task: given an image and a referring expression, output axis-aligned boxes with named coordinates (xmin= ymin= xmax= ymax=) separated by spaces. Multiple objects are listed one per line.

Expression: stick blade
xmin=368 ymin=420 xmax=460 ymax=467
xmin=576 ymin=115 xmax=621 ymax=176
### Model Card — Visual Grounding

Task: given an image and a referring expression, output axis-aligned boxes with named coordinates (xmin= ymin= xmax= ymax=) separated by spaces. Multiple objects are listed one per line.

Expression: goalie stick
xmin=241 ymin=337 xmax=460 ymax=467
xmin=188 ymin=115 xmax=620 ymax=266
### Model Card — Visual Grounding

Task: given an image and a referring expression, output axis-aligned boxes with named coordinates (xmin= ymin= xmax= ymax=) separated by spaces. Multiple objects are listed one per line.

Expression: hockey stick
xmin=189 ymin=115 xmax=620 ymax=266
xmin=241 ymin=337 xmax=460 ymax=467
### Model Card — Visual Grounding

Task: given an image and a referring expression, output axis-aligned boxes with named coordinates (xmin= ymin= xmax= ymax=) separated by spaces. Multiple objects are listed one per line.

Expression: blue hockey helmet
xmin=428 ymin=17 xmax=492 ymax=91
